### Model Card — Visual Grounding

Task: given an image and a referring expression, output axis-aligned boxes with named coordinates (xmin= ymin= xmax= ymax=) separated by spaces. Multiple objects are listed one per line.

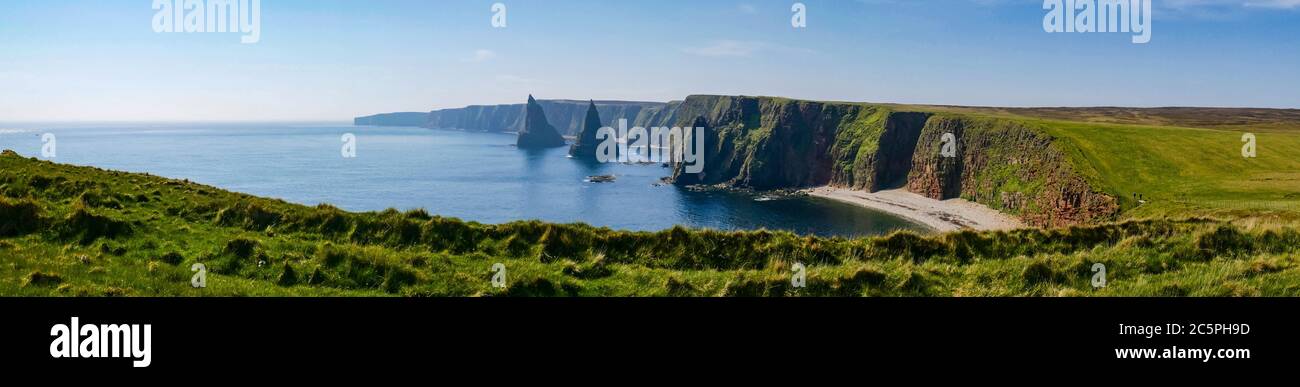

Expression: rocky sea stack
xmin=568 ymin=100 xmax=604 ymax=160
xmin=516 ymin=95 xmax=567 ymax=149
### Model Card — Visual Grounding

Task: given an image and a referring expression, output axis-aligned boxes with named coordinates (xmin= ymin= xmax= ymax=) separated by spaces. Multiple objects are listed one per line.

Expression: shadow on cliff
xmin=873 ymin=112 xmax=931 ymax=191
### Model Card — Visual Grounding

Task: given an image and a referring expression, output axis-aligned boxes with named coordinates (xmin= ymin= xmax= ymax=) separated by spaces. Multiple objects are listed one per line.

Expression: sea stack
xmin=516 ymin=95 xmax=567 ymax=148
xmin=568 ymin=100 xmax=604 ymax=160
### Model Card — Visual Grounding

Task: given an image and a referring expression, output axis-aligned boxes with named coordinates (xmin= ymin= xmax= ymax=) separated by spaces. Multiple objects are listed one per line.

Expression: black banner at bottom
xmin=0 ymin=298 xmax=1291 ymax=375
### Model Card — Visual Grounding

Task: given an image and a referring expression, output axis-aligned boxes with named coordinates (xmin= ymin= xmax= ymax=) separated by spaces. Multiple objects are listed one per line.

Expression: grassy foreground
xmin=3 ymin=150 xmax=1299 ymax=296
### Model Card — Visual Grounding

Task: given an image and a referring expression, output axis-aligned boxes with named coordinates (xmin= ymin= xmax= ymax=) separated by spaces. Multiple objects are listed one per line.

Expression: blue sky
xmin=1 ymin=0 xmax=1297 ymax=121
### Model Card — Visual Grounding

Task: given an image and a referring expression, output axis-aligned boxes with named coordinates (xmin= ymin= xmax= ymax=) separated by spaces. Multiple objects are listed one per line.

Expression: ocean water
xmin=0 ymin=124 xmax=928 ymax=237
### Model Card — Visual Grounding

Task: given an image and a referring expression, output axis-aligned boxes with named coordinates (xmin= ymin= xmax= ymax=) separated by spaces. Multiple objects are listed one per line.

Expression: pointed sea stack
xmin=516 ymin=95 xmax=567 ymax=149
xmin=568 ymin=100 xmax=604 ymax=160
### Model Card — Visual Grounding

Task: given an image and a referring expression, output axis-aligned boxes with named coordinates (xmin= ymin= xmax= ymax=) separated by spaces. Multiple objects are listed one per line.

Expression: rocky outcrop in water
xmin=516 ymin=95 xmax=567 ymax=149
xmin=569 ymin=101 xmax=604 ymax=160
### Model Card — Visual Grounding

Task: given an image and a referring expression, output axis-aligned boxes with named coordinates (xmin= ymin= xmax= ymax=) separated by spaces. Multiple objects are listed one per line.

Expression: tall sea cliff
xmin=660 ymin=96 xmax=1119 ymax=228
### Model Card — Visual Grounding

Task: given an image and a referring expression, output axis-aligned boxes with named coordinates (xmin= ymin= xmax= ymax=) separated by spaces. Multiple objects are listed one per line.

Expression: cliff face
xmin=829 ymin=110 xmax=930 ymax=192
xmin=354 ymin=112 xmax=428 ymax=127
xmin=667 ymin=95 xmax=1119 ymax=227
xmin=665 ymin=96 xmax=910 ymax=191
xmin=665 ymin=116 xmax=713 ymax=186
xmin=516 ymin=96 xmax=568 ymax=148
xmin=906 ymin=116 xmax=1119 ymax=227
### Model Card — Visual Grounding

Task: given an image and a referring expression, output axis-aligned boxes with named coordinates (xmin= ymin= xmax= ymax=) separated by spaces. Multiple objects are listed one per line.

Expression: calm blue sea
xmin=0 ymin=124 xmax=927 ymax=237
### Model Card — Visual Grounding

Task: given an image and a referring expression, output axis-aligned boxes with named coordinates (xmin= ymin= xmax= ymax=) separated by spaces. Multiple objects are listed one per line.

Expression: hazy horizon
xmin=3 ymin=0 xmax=1299 ymax=122
xmin=14 ymin=98 xmax=1300 ymax=127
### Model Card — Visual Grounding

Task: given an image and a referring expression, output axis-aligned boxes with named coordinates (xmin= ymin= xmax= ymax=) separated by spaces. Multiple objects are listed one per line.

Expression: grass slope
xmin=1034 ymin=119 xmax=1300 ymax=218
xmin=878 ymin=103 xmax=1300 ymax=221
xmin=3 ymin=150 xmax=1299 ymax=297
xmin=891 ymin=104 xmax=1300 ymax=133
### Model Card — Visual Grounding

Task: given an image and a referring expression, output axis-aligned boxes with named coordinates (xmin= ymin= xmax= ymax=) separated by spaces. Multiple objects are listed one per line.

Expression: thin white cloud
xmin=683 ymin=40 xmax=764 ymax=58
xmin=494 ymin=74 xmax=539 ymax=85
xmin=464 ymin=49 xmax=497 ymax=63
xmin=682 ymin=40 xmax=814 ymax=58
xmin=1244 ymin=0 xmax=1300 ymax=8
xmin=738 ymin=4 xmax=758 ymax=14
xmin=1147 ymin=0 xmax=1300 ymax=19
xmin=861 ymin=0 xmax=1300 ymax=10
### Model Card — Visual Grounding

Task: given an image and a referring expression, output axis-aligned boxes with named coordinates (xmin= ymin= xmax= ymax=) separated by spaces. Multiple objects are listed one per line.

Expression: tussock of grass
xmin=1195 ymin=225 xmax=1254 ymax=258
xmin=0 ymin=196 xmax=43 ymax=236
xmin=224 ymin=237 xmax=260 ymax=259
xmin=503 ymin=278 xmax=579 ymax=297
xmin=23 ymin=271 xmax=63 ymax=287
xmin=277 ymin=263 xmax=298 ymax=287
xmin=873 ymin=231 xmax=947 ymax=262
xmin=75 ymin=189 xmax=123 ymax=209
xmin=723 ymin=274 xmax=790 ymax=297
xmin=562 ymin=256 xmax=614 ymax=280
xmin=1021 ymin=260 xmax=1063 ymax=286
xmin=159 ymin=252 xmax=185 ymax=266
xmin=57 ymin=204 xmax=133 ymax=244
xmin=215 ymin=201 xmax=283 ymax=231
xmin=311 ymin=243 xmax=419 ymax=293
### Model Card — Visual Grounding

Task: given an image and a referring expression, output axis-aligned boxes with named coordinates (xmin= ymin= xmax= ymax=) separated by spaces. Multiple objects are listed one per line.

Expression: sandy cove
xmin=804 ymin=187 xmax=1024 ymax=232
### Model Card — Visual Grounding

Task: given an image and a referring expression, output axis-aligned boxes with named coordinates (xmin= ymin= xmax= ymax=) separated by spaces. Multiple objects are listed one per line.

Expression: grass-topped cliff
xmin=3 ymin=150 xmax=1300 ymax=296
xmin=665 ymin=95 xmax=1300 ymax=227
